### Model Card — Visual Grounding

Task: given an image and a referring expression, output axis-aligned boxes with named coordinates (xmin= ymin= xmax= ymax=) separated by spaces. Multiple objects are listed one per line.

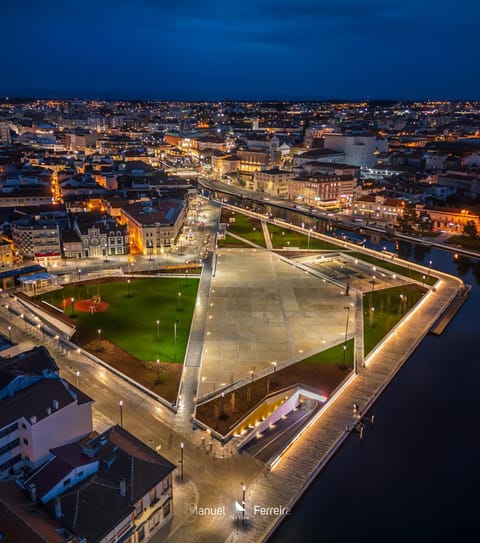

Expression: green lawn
xmin=267 ymin=223 xmax=342 ymax=250
xmin=301 ymin=338 xmax=355 ymax=368
xmin=222 ymin=212 xmax=266 ymax=247
xmin=363 ymin=284 xmax=426 ymax=355
xmin=43 ymin=278 xmax=199 ymax=362
xmin=349 ymin=251 xmax=437 ymax=286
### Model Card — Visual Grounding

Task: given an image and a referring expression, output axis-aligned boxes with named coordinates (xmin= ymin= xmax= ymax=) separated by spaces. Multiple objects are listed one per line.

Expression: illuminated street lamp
xmin=97 ymin=328 xmax=102 ymax=350
xmin=7 ymin=325 xmax=12 ymax=342
xmin=428 ymin=260 xmax=432 ymax=280
xmin=156 ymin=320 xmax=160 ymax=340
xmin=342 ymin=306 xmax=350 ymax=371
xmin=119 ymin=400 xmax=123 ymax=428
xmin=180 ymin=442 xmax=184 ymax=481
xmin=371 ymin=275 xmax=376 ymax=293
xmin=241 ymin=483 xmax=246 ymax=524
xmin=271 ymin=361 xmax=277 ymax=386
xmin=156 ymin=359 xmax=160 ymax=383
xmin=75 ymin=370 xmax=80 ymax=387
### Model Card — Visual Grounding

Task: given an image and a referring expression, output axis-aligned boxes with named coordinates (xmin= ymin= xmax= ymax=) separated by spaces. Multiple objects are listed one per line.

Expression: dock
xmin=430 ymin=284 xmax=471 ymax=335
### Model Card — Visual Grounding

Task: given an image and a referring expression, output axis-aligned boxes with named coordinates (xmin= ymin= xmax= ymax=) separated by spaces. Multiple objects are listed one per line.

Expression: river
xmin=202 ymin=187 xmax=479 ymax=542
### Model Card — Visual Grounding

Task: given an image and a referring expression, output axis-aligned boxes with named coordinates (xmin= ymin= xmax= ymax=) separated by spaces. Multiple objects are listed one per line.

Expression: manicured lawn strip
xmin=42 ymin=278 xmax=199 ymax=362
xmin=301 ymin=339 xmax=354 ymax=366
xmin=217 ymin=235 xmax=252 ymax=248
xmin=222 ymin=211 xmax=266 ymax=247
xmin=363 ymin=283 xmax=426 ymax=355
xmin=267 ymin=223 xmax=342 ymax=250
xmin=349 ymin=251 xmax=437 ymax=286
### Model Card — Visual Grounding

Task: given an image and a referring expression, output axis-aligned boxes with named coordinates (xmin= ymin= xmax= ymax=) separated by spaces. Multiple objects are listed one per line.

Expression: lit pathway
xmin=224 ymin=266 xmax=463 ymax=543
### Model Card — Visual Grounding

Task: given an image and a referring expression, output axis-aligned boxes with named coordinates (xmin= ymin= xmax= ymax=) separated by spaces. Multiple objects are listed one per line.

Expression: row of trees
xmin=397 ymin=203 xmax=478 ymax=238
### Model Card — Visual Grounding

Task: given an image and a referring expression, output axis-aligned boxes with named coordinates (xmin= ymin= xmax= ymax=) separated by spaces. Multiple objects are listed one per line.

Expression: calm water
xmin=270 ymin=238 xmax=480 ymax=542
xmin=205 ymin=188 xmax=480 ymax=541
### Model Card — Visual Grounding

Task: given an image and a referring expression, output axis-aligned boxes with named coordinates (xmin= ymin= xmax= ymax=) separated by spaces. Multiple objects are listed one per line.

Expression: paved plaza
xmin=198 ymin=248 xmax=351 ymax=396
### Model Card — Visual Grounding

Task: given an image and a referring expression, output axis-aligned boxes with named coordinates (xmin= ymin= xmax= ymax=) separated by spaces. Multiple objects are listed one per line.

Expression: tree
xmin=463 ymin=220 xmax=478 ymax=238
xmin=397 ymin=203 xmax=417 ymax=233
xmin=417 ymin=211 xmax=433 ymax=232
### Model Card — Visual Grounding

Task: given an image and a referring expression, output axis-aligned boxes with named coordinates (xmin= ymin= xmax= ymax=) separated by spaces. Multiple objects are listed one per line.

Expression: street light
xmin=180 ymin=442 xmax=184 ymax=481
xmin=156 ymin=359 xmax=160 ymax=383
xmin=177 ymin=291 xmax=182 ymax=310
xmin=271 ymin=361 xmax=277 ymax=386
xmin=97 ymin=328 xmax=102 ymax=350
xmin=119 ymin=400 xmax=123 ymax=428
xmin=156 ymin=320 xmax=160 ymax=340
xmin=75 ymin=370 xmax=80 ymax=387
xmin=428 ymin=260 xmax=432 ymax=280
xmin=241 ymin=483 xmax=246 ymax=524
xmin=127 ymin=279 xmax=131 ymax=297
xmin=7 ymin=325 xmax=12 ymax=342
xmin=71 ymin=297 xmax=75 ymax=317
xmin=342 ymin=306 xmax=350 ymax=371
xmin=422 ymin=274 xmax=426 ymax=287
xmin=371 ymin=275 xmax=376 ymax=293
xmin=308 ymin=228 xmax=312 ymax=249
xmin=174 ymin=319 xmax=179 ymax=361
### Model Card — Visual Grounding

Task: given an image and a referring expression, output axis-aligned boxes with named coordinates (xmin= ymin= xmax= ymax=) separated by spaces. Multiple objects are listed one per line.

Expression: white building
xmin=323 ymin=133 xmax=388 ymax=169
xmin=0 ymin=347 xmax=93 ymax=479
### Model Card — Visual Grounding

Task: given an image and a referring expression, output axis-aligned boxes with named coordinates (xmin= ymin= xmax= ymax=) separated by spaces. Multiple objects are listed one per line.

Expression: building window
xmin=23 ymin=438 xmax=28 ymax=446
xmin=138 ymin=526 xmax=145 ymax=542
xmin=162 ymin=499 xmax=171 ymax=518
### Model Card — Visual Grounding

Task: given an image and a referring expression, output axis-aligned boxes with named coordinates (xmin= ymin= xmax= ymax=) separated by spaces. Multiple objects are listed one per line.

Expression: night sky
xmin=2 ymin=0 xmax=479 ymax=101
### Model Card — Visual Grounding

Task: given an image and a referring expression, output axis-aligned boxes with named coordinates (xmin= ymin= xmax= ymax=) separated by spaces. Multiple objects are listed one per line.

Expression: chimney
xmin=54 ymin=497 xmax=63 ymax=519
xmin=29 ymin=415 xmax=37 ymax=425
xmin=46 ymin=407 xmax=52 ymax=415
xmin=28 ymin=483 xmax=37 ymax=502
xmin=52 ymin=400 xmax=59 ymax=410
xmin=119 ymin=478 xmax=126 ymax=497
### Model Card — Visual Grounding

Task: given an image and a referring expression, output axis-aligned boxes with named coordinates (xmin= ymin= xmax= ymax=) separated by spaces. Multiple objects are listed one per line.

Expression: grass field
xmin=267 ymin=223 xmax=342 ymax=250
xmin=43 ymin=278 xmax=199 ymax=362
xmin=220 ymin=210 xmax=266 ymax=247
xmin=363 ymin=283 xmax=426 ymax=355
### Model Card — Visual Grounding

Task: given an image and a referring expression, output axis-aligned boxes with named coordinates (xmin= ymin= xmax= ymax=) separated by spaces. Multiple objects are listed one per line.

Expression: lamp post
xmin=180 ymin=442 xmax=184 ymax=481
xmin=127 ymin=279 xmax=131 ymax=297
xmin=75 ymin=370 xmax=80 ymax=387
xmin=271 ymin=361 xmax=277 ymax=386
xmin=220 ymin=391 xmax=225 ymax=418
xmin=241 ymin=483 xmax=246 ymax=524
xmin=174 ymin=320 xmax=179 ymax=361
xmin=428 ymin=260 xmax=432 ymax=280
xmin=71 ymin=297 xmax=75 ymax=317
xmin=156 ymin=320 xmax=160 ymax=340
xmin=104 ymin=244 xmax=108 ymax=263
xmin=119 ymin=400 xmax=123 ymax=428
xmin=422 ymin=274 xmax=426 ymax=287
xmin=177 ymin=291 xmax=182 ymax=310
xmin=97 ymin=328 xmax=101 ymax=350
xmin=371 ymin=275 xmax=376 ymax=294
xmin=308 ymin=228 xmax=312 ymax=249
xmin=156 ymin=359 xmax=160 ymax=383
xmin=7 ymin=325 xmax=12 ymax=342
xmin=342 ymin=306 xmax=350 ymax=371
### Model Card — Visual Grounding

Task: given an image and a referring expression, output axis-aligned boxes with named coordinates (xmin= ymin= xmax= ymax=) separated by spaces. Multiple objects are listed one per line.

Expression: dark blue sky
xmin=2 ymin=0 xmax=479 ymax=100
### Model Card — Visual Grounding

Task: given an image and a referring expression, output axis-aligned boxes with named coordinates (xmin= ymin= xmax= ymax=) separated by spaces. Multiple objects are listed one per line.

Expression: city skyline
xmin=2 ymin=0 xmax=479 ymax=101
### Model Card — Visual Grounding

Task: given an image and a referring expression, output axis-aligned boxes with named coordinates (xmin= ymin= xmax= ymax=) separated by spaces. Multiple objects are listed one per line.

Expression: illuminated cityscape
xmin=1 ymin=1 xmax=480 ymax=543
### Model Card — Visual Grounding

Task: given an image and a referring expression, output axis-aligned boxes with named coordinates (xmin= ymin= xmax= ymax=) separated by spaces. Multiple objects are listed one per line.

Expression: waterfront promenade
xmin=0 ymin=199 xmax=465 ymax=543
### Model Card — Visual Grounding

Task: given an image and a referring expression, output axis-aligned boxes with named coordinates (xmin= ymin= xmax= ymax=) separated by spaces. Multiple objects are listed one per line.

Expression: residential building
xmin=0 ymin=346 xmax=93 ymax=479
xmin=23 ymin=426 xmax=175 ymax=543
xmin=0 ymin=238 xmax=14 ymax=268
xmin=119 ymin=198 xmax=187 ymax=254
xmin=11 ymin=220 xmax=62 ymax=266
xmin=351 ymin=195 xmax=406 ymax=225
xmin=253 ymin=168 xmax=291 ymax=197
xmin=288 ymin=174 xmax=359 ymax=208
xmin=292 ymin=148 xmax=345 ymax=171
xmin=437 ymin=171 xmax=480 ymax=199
